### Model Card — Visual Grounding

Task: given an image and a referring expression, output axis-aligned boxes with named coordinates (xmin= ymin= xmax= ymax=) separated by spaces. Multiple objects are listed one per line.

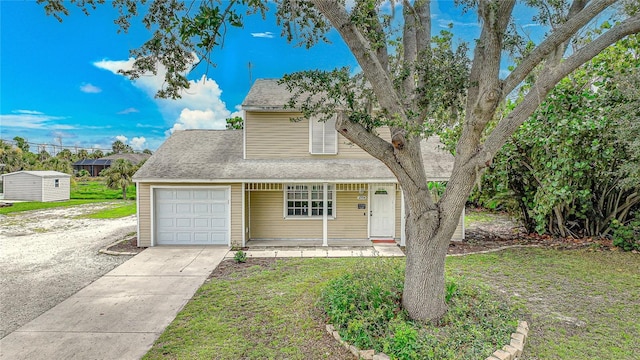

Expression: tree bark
xmin=402 ymin=203 xmax=448 ymax=320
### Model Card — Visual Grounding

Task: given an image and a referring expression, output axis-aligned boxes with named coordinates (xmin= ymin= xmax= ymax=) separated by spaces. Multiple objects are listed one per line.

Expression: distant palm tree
xmin=101 ymin=159 xmax=136 ymax=199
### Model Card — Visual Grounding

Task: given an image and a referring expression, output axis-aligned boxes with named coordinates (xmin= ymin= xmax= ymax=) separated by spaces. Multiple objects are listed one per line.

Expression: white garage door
xmin=154 ymin=188 xmax=230 ymax=245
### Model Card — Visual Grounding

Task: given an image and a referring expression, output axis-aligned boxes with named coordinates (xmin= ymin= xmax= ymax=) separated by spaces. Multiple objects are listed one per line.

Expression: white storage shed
xmin=1 ymin=171 xmax=71 ymax=202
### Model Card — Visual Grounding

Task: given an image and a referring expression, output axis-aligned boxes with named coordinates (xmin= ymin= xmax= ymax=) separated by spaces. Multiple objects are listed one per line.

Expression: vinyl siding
xmin=136 ymin=182 xmax=242 ymax=247
xmin=328 ymin=191 xmax=368 ymax=239
xmin=248 ymin=190 xmax=368 ymax=240
xmin=395 ymin=189 xmax=402 ymax=239
xmin=2 ymin=173 xmax=43 ymax=201
xmin=245 ymin=111 xmax=392 ymax=159
xmin=248 ymin=190 xmax=323 ymax=239
xmin=137 ymin=183 xmax=151 ymax=247
xmin=452 ymin=208 xmax=465 ymax=241
xmin=41 ymin=177 xmax=71 ymax=202
xmin=230 ymin=183 xmax=243 ymax=246
xmin=2 ymin=173 xmax=70 ymax=202
xmin=394 ymin=189 xmax=465 ymax=242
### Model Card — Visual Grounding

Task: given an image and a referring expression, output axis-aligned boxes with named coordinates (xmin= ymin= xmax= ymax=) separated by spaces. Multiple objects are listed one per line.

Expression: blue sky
xmin=0 ymin=1 xmax=539 ymax=152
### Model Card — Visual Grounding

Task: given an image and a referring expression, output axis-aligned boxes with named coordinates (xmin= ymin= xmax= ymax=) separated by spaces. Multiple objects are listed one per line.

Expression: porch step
xmin=371 ymin=239 xmax=396 ymax=244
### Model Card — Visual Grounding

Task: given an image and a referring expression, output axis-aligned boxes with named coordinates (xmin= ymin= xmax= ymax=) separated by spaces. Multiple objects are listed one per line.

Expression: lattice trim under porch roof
xmin=245 ymin=183 xmax=397 ymax=192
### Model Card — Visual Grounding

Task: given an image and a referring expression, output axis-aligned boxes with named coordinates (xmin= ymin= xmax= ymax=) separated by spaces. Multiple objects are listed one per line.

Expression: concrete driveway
xmin=0 ymin=246 xmax=229 ymax=360
xmin=0 ymin=204 xmax=137 ymax=338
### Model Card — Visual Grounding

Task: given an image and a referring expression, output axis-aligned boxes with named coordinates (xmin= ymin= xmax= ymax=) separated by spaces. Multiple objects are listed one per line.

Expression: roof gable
xmin=241 ymin=79 xmax=292 ymax=110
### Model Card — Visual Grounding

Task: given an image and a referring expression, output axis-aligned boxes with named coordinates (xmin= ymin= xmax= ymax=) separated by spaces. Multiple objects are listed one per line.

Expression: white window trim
xmin=283 ymin=183 xmax=336 ymax=219
xmin=309 ymin=117 xmax=338 ymax=155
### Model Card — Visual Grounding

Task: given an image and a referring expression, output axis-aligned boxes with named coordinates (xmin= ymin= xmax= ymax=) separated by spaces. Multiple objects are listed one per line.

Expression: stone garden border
xmin=325 ymin=321 xmax=529 ymax=360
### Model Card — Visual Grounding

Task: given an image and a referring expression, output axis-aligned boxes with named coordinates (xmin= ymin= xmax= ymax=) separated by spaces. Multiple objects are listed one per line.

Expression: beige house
xmin=1 ymin=171 xmax=71 ymax=202
xmin=133 ymin=79 xmax=464 ymax=247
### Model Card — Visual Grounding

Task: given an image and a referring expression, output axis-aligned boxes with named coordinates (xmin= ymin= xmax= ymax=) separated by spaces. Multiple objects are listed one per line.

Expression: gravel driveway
xmin=0 ymin=203 xmax=137 ymax=338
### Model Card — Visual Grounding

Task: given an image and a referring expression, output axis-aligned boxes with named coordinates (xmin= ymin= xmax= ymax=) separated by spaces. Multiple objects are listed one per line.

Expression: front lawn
xmin=71 ymin=179 xmax=136 ymax=200
xmin=76 ymin=200 xmax=137 ymax=219
xmin=144 ymin=248 xmax=638 ymax=360
xmin=447 ymin=248 xmax=639 ymax=359
xmin=0 ymin=199 xmax=104 ymax=215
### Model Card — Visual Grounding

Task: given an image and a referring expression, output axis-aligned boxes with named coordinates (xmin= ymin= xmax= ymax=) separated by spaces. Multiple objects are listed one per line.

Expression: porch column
xmin=400 ymin=188 xmax=406 ymax=246
xmin=241 ymin=182 xmax=246 ymax=247
xmin=322 ymin=182 xmax=328 ymax=247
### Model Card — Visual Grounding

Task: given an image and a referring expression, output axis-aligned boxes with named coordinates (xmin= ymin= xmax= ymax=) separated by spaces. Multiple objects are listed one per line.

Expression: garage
xmin=154 ymin=187 xmax=230 ymax=245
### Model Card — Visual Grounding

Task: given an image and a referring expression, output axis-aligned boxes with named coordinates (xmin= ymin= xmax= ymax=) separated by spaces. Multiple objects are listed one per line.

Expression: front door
xmin=370 ymin=185 xmax=395 ymax=238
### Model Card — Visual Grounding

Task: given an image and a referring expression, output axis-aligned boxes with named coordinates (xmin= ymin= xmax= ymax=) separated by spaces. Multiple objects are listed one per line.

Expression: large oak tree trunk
xmin=402 ymin=213 xmax=449 ymax=320
xmin=401 ymin=184 xmax=466 ymax=321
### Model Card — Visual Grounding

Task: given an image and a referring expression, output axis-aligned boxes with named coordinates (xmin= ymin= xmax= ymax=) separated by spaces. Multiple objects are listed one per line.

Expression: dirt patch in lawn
xmin=446 ymin=208 xmax=619 ymax=255
xmin=208 ymin=257 xmax=279 ymax=281
xmin=105 ymin=236 xmax=146 ymax=254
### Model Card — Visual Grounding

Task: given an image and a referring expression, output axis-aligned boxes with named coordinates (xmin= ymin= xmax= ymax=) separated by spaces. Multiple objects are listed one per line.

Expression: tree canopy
xmin=39 ymin=0 xmax=640 ymax=321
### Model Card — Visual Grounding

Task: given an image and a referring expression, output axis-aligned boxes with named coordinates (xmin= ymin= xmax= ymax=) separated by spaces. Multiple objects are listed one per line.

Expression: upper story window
xmin=310 ymin=117 xmax=337 ymax=154
xmin=54 ymin=179 xmax=60 ymax=188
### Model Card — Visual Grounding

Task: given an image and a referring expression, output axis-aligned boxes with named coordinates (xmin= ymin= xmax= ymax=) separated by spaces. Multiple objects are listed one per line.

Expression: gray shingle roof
xmin=101 ymin=153 xmax=150 ymax=164
xmin=241 ymin=79 xmax=293 ymax=110
xmin=133 ymin=130 xmax=454 ymax=182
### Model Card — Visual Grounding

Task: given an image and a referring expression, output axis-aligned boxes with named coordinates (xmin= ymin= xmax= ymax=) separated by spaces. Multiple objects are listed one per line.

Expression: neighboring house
xmin=133 ymin=79 xmax=464 ymax=247
xmin=1 ymin=171 xmax=71 ymax=202
xmin=73 ymin=153 xmax=150 ymax=177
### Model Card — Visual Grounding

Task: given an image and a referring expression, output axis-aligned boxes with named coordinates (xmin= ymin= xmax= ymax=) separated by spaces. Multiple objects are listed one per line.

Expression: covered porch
xmin=242 ymin=182 xmax=405 ymax=247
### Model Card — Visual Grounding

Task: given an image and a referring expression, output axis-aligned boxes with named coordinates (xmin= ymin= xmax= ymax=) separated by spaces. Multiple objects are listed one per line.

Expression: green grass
xmin=77 ymin=200 xmax=137 ymax=219
xmin=0 ymin=180 xmax=137 ymax=215
xmin=319 ymin=259 xmax=522 ymax=359
xmin=144 ymin=249 xmax=639 ymax=360
xmin=71 ymin=179 xmax=136 ymax=200
xmin=446 ymin=248 xmax=640 ymax=359
xmin=144 ymin=258 xmax=368 ymax=359
xmin=0 ymin=199 xmax=105 ymax=215
xmin=464 ymin=209 xmax=500 ymax=227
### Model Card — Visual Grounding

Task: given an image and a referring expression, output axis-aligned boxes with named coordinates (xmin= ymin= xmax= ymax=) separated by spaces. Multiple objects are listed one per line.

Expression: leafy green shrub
xmin=233 ymin=250 xmax=247 ymax=263
xmin=319 ymin=260 xmax=523 ymax=359
xmin=611 ymin=215 xmax=640 ymax=251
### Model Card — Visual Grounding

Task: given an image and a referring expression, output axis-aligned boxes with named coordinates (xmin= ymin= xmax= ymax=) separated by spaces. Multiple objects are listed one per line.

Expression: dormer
xmin=241 ymin=79 xmax=390 ymax=160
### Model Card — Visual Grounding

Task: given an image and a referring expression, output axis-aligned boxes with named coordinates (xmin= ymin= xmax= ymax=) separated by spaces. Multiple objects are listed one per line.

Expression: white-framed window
xmin=310 ymin=116 xmax=337 ymax=154
xmin=54 ymin=179 xmax=60 ymax=188
xmin=285 ymin=184 xmax=334 ymax=218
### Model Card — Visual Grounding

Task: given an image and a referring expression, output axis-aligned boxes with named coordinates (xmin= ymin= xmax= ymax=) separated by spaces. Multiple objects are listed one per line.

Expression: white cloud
xmin=0 ymin=111 xmax=73 ymax=130
xmin=115 ymin=135 xmax=128 ymax=143
xmin=117 ymin=107 xmax=139 ymax=115
xmin=167 ymin=108 xmax=228 ymax=134
xmin=94 ymin=57 xmax=237 ymax=135
xmin=522 ymin=23 xmax=540 ymax=29
xmin=130 ymin=136 xmax=146 ymax=150
xmin=15 ymin=109 xmax=44 ymax=115
xmin=136 ymin=123 xmax=164 ymax=129
xmin=80 ymin=83 xmax=102 ymax=93
xmin=251 ymin=31 xmax=274 ymax=38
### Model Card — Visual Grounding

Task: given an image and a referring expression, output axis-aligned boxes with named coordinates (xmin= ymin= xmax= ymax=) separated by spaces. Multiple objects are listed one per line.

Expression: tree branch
xmin=334 ymin=111 xmax=395 ymax=163
xmin=477 ymin=13 xmax=640 ymax=169
xmin=311 ymin=1 xmax=407 ymax=131
xmin=503 ymin=0 xmax=617 ymax=96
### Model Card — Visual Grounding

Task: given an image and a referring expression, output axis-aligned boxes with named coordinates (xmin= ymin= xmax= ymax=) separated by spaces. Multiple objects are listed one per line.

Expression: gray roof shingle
xmin=133 ymin=130 xmax=454 ymax=182
xmin=241 ymin=79 xmax=293 ymax=110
